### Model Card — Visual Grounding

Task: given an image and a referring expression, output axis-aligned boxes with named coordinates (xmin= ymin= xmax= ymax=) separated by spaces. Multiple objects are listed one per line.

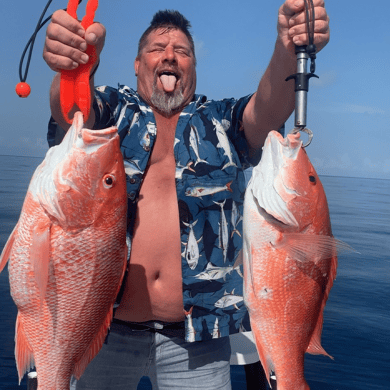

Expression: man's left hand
xmin=278 ymin=0 xmax=330 ymax=57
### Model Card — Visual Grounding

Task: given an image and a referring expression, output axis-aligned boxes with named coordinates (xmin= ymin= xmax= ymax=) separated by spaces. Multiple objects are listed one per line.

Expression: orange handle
xmin=60 ymin=0 xmax=99 ymax=124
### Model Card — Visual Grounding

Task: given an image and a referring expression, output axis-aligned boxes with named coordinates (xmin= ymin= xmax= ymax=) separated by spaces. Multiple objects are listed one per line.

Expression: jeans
xmin=70 ymin=320 xmax=232 ymax=390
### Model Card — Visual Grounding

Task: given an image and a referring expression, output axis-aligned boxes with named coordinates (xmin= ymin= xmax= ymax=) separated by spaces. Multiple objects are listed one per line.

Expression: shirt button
xmin=128 ymin=192 xmax=136 ymax=200
xmin=130 ymin=178 xmax=136 ymax=184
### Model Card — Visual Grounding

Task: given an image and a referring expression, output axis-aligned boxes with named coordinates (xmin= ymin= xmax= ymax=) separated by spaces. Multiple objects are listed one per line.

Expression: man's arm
xmin=243 ymin=0 xmax=330 ymax=150
xmin=43 ymin=10 xmax=106 ymax=131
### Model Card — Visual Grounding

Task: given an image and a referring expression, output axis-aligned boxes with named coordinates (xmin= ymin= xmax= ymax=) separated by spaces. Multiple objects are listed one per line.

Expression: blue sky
xmin=1 ymin=0 xmax=389 ymax=179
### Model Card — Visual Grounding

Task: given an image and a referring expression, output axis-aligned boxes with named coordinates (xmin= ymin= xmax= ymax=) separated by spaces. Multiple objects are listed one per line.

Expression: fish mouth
xmin=268 ymin=130 xmax=302 ymax=161
xmin=57 ymin=112 xmax=118 ymax=156
xmin=75 ymin=126 xmax=119 ymax=155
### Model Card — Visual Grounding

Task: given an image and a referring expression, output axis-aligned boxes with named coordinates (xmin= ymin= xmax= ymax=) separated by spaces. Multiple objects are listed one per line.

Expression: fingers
xmin=43 ymin=9 xmax=106 ymax=72
xmin=85 ymin=23 xmax=106 ymax=54
xmin=280 ymin=0 xmax=330 ymax=52
xmin=289 ymin=11 xmax=329 ymax=44
xmin=289 ymin=5 xmax=328 ymax=27
xmin=281 ymin=0 xmax=325 ymax=17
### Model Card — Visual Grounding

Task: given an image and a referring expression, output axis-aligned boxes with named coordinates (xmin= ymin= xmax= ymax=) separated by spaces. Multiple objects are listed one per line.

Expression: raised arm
xmin=242 ymin=0 xmax=330 ymax=150
xmin=43 ymin=10 xmax=106 ymax=130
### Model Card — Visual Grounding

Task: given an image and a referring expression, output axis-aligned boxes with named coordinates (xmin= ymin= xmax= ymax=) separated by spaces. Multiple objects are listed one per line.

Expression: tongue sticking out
xmin=160 ymin=74 xmax=177 ymax=92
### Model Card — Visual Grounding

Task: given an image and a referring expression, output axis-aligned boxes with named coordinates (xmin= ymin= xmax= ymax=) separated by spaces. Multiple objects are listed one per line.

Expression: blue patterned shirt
xmin=48 ymin=84 xmax=260 ymax=342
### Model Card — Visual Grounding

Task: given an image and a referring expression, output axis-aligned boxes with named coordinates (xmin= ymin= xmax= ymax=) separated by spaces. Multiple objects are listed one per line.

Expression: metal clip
xmin=288 ymin=127 xmax=313 ymax=148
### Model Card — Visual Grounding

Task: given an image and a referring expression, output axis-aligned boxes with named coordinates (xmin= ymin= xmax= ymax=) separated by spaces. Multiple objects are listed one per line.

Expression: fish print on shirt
xmin=123 ymin=159 xmax=144 ymax=178
xmin=214 ymin=289 xmax=244 ymax=310
xmin=231 ymin=200 xmax=243 ymax=238
xmin=185 ymin=181 xmax=233 ymax=200
xmin=194 ymin=263 xmax=234 ymax=282
xmin=184 ymin=307 xmax=196 ymax=342
xmin=214 ymin=200 xmax=229 ymax=263
xmin=212 ymin=117 xmax=238 ymax=170
xmin=189 ymin=125 xmax=209 ymax=166
xmin=212 ymin=317 xmax=221 ymax=339
xmin=175 ymin=161 xmax=195 ymax=180
xmin=182 ymin=220 xmax=202 ymax=270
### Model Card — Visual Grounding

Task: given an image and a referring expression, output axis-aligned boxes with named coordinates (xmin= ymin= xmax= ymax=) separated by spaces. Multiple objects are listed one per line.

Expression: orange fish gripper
xmin=60 ymin=0 xmax=99 ymax=124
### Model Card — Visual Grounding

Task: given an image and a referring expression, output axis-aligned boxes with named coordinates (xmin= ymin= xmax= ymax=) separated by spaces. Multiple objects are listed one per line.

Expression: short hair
xmin=137 ymin=10 xmax=196 ymax=61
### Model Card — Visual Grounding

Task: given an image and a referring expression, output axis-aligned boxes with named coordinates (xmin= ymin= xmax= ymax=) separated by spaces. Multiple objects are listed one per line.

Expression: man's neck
xmin=152 ymin=109 xmax=181 ymax=128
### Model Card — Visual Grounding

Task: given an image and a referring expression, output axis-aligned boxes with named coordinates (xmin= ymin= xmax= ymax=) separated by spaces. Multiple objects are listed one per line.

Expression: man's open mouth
xmin=158 ymin=70 xmax=180 ymax=92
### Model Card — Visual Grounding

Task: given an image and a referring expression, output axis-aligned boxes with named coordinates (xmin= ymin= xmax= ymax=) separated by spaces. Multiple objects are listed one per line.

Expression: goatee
xmin=150 ymin=75 xmax=185 ymax=116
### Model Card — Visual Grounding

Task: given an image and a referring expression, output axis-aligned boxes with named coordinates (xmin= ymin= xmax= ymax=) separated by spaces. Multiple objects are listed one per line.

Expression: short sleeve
xmin=220 ymin=94 xmax=286 ymax=167
xmin=218 ymin=94 xmax=256 ymax=168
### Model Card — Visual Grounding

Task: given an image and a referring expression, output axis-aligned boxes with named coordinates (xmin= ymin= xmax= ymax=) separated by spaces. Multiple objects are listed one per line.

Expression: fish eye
xmin=309 ymin=175 xmax=316 ymax=184
xmin=103 ymin=174 xmax=115 ymax=188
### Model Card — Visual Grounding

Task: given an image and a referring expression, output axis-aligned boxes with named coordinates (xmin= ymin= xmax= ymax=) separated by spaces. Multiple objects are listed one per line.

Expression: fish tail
xmin=15 ymin=315 xmax=35 ymax=384
xmin=235 ymin=267 xmax=243 ymax=278
xmin=231 ymin=229 xmax=242 ymax=238
xmin=226 ymin=181 xmax=233 ymax=192
xmin=194 ymin=158 xmax=209 ymax=166
xmin=222 ymin=161 xmax=237 ymax=170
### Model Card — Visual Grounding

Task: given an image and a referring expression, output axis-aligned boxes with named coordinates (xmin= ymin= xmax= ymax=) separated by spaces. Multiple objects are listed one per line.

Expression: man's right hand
xmin=43 ymin=9 xmax=106 ymax=72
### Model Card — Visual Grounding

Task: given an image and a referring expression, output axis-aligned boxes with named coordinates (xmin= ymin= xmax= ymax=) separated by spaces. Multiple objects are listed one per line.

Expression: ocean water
xmin=0 ymin=154 xmax=389 ymax=390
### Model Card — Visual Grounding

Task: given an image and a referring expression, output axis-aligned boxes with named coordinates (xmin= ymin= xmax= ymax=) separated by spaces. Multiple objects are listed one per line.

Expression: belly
xmin=115 ymin=158 xmax=184 ymax=322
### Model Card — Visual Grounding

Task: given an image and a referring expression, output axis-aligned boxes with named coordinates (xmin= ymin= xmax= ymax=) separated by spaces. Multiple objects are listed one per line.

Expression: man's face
xmin=135 ymin=28 xmax=197 ymax=117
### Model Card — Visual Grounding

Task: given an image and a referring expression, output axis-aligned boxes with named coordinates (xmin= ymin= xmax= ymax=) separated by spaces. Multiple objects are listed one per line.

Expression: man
xmin=43 ymin=2 xmax=329 ymax=389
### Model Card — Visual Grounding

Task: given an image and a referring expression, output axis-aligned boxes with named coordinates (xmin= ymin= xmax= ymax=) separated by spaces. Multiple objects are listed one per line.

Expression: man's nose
xmin=162 ymin=46 xmax=177 ymax=63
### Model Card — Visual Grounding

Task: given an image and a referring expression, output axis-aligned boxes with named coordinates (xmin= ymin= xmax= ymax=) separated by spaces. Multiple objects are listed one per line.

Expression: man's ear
xmin=134 ymin=57 xmax=139 ymax=77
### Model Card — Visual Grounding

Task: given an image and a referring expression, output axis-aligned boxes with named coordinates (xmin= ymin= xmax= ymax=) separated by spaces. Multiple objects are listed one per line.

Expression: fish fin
xmin=15 ymin=314 xmax=35 ymax=384
xmin=222 ymin=161 xmax=237 ymax=170
xmin=194 ymin=158 xmax=209 ymax=166
xmin=235 ymin=266 xmax=243 ymax=278
xmin=226 ymin=181 xmax=233 ymax=192
xmin=231 ymin=229 xmax=242 ymax=238
xmin=276 ymin=233 xmax=357 ymax=263
xmin=306 ymin=252 xmax=337 ymax=360
xmin=73 ymin=308 xmax=113 ymax=380
xmin=0 ymin=223 xmax=18 ymax=273
xmin=31 ymin=222 xmax=51 ymax=302
xmin=73 ymin=234 xmax=128 ymax=379
xmin=251 ymin=322 xmax=274 ymax=386
xmin=233 ymin=249 xmax=243 ymax=268
xmin=248 ymin=244 xmax=256 ymax=295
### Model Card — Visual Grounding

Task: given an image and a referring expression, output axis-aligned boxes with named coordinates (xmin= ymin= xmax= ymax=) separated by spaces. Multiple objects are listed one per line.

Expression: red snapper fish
xmin=0 ymin=112 xmax=128 ymax=389
xmin=243 ymin=130 xmax=352 ymax=390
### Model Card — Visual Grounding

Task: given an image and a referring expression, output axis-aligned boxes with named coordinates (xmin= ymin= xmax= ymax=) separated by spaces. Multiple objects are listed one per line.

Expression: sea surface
xmin=0 ymin=154 xmax=389 ymax=390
